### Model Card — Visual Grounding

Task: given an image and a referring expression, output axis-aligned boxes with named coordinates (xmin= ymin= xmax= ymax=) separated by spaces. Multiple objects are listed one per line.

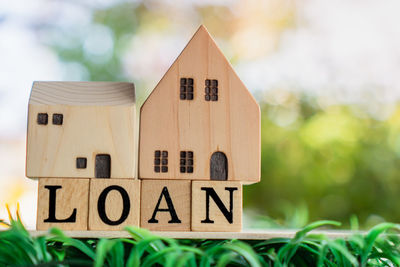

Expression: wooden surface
xmin=191 ymin=181 xmax=242 ymax=232
xmin=29 ymin=82 xmax=135 ymax=106
xmin=139 ymin=25 xmax=260 ymax=184
xmin=26 ymin=82 xmax=136 ymax=179
xmin=89 ymin=179 xmax=140 ymax=230
xmin=37 ymin=178 xmax=89 ymax=230
xmin=28 ymin=229 xmax=362 ymax=240
xmin=141 ymin=180 xmax=191 ymax=231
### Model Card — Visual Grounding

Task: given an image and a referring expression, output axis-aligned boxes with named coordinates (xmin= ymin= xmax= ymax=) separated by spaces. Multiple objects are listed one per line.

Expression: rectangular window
xmin=37 ymin=113 xmax=48 ymax=125
xmin=205 ymin=79 xmax=218 ymax=101
xmin=180 ymin=78 xmax=194 ymax=100
xmin=154 ymin=150 xmax=168 ymax=173
xmin=52 ymin=114 xmax=63 ymax=125
xmin=180 ymin=151 xmax=194 ymax=173
xmin=76 ymin=157 xmax=87 ymax=169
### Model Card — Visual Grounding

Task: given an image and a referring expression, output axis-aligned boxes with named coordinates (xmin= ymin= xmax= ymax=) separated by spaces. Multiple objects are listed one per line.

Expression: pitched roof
xmin=29 ymin=81 xmax=135 ymax=106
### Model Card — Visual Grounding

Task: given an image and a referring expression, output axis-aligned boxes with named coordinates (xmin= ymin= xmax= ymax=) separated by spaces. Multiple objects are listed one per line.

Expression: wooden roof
xmin=29 ymin=82 xmax=135 ymax=106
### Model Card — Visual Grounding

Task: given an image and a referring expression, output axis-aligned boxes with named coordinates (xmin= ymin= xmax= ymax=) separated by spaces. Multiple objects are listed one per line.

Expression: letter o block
xmin=89 ymin=179 xmax=140 ymax=230
xmin=37 ymin=178 xmax=89 ymax=230
xmin=192 ymin=181 xmax=242 ymax=232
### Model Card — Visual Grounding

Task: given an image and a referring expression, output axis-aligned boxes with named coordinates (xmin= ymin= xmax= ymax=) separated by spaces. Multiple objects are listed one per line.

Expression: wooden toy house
xmin=28 ymin=26 xmax=260 ymax=233
xmin=26 ymin=82 xmax=136 ymax=179
xmin=139 ymin=25 xmax=260 ymax=183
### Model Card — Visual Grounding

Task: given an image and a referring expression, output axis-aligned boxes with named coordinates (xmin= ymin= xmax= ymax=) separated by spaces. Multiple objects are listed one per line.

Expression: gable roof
xmin=30 ymin=81 xmax=135 ymax=106
xmin=141 ymin=25 xmax=257 ymax=108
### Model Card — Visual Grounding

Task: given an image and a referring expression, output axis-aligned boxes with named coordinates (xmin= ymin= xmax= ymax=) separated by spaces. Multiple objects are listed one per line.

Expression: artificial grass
xmin=1 ymin=210 xmax=400 ymax=266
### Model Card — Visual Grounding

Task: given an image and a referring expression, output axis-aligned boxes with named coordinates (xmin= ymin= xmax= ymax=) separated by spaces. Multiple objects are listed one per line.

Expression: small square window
xmin=188 ymin=78 xmax=194 ymax=85
xmin=162 ymin=158 xmax=168 ymax=165
xmin=154 ymin=158 xmax=160 ymax=165
xmin=155 ymin=150 xmax=161 ymax=157
xmin=180 ymin=151 xmax=186 ymax=158
xmin=188 ymin=151 xmax=193 ymax=158
xmin=180 ymin=166 xmax=186 ymax=173
xmin=162 ymin=151 xmax=168 ymax=157
xmin=187 ymin=166 xmax=193 ymax=173
xmin=154 ymin=166 xmax=160 ymax=173
xmin=52 ymin=114 xmax=63 ymax=125
xmin=76 ymin=157 xmax=87 ymax=169
xmin=37 ymin=113 xmax=48 ymax=125
xmin=162 ymin=166 xmax=168 ymax=173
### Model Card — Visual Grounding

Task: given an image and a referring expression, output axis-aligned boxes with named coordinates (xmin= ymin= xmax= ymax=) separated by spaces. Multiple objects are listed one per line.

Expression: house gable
xmin=139 ymin=25 xmax=260 ymax=183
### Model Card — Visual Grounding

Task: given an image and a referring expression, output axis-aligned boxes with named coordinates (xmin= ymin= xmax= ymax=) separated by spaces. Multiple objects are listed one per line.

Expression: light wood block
xmin=139 ymin=25 xmax=260 ymax=184
xmin=37 ymin=178 xmax=89 ymax=231
xmin=89 ymin=179 xmax=140 ymax=231
xmin=141 ymin=180 xmax=191 ymax=231
xmin=192 ymin=181 xmax=242 ymax=232
xmin=26 ymin=82 xmax=136 ymax=179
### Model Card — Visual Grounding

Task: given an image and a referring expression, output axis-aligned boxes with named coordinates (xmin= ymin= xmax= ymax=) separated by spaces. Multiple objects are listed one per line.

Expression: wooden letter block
xmin=89 ymin=179 xmax=140 ymax=231
xmin=141 ymin=180 xmax=191 ymax=231
xmin=192 ymin=181 xmax=242 ymax=232
xmin=37 ymin=178 xmax=89 ymax=230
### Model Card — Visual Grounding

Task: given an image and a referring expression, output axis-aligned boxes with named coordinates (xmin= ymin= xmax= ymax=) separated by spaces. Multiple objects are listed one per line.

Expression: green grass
xmin=1 ymin=210 xmax=400 ymax=266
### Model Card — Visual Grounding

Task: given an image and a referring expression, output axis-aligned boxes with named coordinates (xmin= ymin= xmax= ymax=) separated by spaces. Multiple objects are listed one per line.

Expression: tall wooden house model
xmin=26 ymin=26 xmax=260 ymax=233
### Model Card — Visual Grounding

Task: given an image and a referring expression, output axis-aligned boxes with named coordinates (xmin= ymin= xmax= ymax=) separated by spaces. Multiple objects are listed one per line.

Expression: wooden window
xmin=154 ymin=150 xmax=168 ymax=173
xmin=180 ymin=151 xmax=194 ymax=173
xmin=205 ymin=79 xmax=218 ymax=101
xmin=37 ymin=113 xmax=48 ymax=125
xmin=180 ymin=78 xmax=194 ymax=100
xmin=76 ymin=157 xmax=87 ymax=169
xmin=52 ymin=114 xmax=63 ymax=125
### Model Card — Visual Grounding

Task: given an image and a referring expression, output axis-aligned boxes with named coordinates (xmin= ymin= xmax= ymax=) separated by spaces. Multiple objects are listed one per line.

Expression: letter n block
xmin=37 ymin=178 xmax=89 ymax=230
xmin=141 ymin=180 xmax=191 ymax=231
xmin=192 ymin=181 xmax=242 ymax=232
xmin=89 ymin=179 xmax=140 ymax=230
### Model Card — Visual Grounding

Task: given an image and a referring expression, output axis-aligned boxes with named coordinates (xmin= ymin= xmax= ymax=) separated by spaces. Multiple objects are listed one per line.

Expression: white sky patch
xmin=237 ymin=0 xmax=400 ymax=105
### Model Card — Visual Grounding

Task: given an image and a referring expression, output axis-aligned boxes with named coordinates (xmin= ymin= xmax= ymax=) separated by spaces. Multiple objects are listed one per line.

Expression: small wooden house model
xmin=26 ymin=82 xmax=136 ymax=179
xmin=139 ymin=26 xmax=260 ymax=183
xmin=28 ymin=26 xmax=261 ymax=233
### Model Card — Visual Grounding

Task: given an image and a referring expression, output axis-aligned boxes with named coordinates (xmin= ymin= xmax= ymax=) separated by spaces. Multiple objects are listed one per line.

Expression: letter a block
xmin=192 ymin=181 xmax=242 ymax=232
xmin=89 ymin=179 xmax=140 ymax=230
xmin=37 ymin=178 xmax=89 ymax=230
xmin=141 ymin=180 xmax=191 ymax=231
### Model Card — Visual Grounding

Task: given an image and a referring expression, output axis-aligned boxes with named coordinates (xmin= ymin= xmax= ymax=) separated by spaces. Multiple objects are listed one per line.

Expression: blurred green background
xmin=1 ymin=0 xmax=400 ymax=229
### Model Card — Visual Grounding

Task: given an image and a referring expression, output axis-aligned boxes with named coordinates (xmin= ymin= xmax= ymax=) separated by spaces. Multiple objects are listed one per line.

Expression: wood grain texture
xmin=191 ymin=181 xmax=242 ymax=232
xmin=140 ymin=180 xmax=191 ymax=231
xmin=26 ymin=82 xmax=136 ymax=179
xmin=88 ymin=179 xmax=140 ymax=231
xmin=139 ymin=25 xmax=260 ymax=184
xmin=37 ymin=178 xmax=89 ymax=231
xmin=30 ymin=82 xmax=135 ymax=106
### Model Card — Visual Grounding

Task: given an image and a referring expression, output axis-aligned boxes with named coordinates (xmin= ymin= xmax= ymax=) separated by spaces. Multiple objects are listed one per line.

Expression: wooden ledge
xmin=28 ymin=229 xmax=363 ymax=240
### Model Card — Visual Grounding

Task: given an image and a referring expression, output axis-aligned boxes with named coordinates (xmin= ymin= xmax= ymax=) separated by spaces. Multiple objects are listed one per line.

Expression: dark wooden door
xmin=210 ymin=152 xmax=228 ymax=180
xmin=95 ymin=154 xmax=111 ymax=178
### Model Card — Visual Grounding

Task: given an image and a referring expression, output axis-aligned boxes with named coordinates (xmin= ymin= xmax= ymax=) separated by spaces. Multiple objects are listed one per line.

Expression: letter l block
xmin=37 ymin=178 xmax=89 ymax=230
xmin=192 ymin=181 xmax=242 ymax=232
xmin=89 ymin=179 xmax=140 ymax=230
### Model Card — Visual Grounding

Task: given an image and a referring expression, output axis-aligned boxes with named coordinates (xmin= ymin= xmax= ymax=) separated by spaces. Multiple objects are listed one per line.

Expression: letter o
xmin=97 ymin=185 xmax=130 ymax=225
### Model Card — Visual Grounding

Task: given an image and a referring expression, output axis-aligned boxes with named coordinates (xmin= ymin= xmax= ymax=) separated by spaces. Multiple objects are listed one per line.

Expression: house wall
xmin=139 ymin=27 xmax=260 ymax=183
xmin=26 ymin=104 xmax=136 ymax=179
